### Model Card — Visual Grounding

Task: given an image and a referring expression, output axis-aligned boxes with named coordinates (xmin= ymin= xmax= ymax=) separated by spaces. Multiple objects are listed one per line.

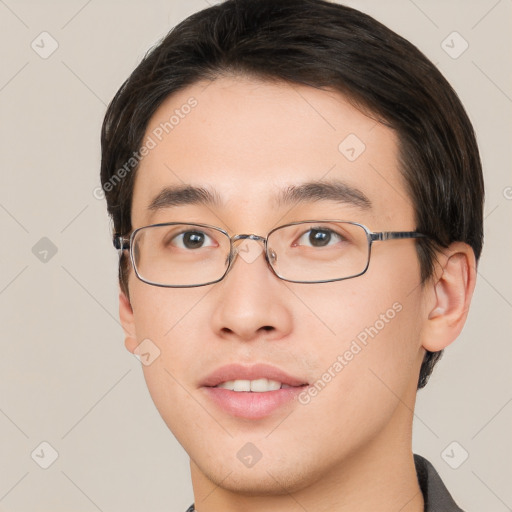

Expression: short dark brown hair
xmin=100 ymin=0 xmax=484 ymax=388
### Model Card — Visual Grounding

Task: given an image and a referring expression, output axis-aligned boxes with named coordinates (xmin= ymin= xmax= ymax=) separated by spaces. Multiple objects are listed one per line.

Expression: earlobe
xmin=119 ymin=290 xmax=138 ymax=353
xmin=421 ymin=242 xmax=477 ymax=352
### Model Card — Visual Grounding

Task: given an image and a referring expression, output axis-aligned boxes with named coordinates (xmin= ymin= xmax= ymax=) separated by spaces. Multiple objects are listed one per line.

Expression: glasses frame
xmin=113 ymin=220 xmax=427 ymax=288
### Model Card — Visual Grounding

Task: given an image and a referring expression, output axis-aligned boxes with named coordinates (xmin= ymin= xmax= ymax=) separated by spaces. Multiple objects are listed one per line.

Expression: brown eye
xmin=296 ymin=228 xmax=344 ymax=248
xmin=170 ymin=230 xmax=216 ymax=250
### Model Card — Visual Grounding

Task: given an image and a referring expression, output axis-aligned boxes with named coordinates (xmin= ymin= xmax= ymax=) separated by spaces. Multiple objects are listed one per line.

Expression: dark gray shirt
xmin=185 ymin=454 xmax=464 ymax=512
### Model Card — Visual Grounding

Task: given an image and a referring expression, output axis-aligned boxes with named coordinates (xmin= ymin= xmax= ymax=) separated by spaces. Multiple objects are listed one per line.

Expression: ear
xmin=420 ymin=242 xmax=477 ymax=352
xmin=119 ymin=290 xmax=138 ymax=353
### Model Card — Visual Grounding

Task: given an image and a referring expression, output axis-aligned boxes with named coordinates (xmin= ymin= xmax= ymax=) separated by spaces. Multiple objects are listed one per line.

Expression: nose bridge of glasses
xmin=229 ymin=233 xmax=277 ymax=266
xmin=231 ymin=233 xmax=265 ymax=252
xmin=231 ymin=233 xmax=266 ymax=244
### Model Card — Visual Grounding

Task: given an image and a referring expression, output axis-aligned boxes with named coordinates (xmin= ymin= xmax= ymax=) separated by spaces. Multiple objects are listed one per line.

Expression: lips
xmin=200 ymin=363 xmax=310 ymax=419
xmin=200 ymin=363 xmax=309 ymax=388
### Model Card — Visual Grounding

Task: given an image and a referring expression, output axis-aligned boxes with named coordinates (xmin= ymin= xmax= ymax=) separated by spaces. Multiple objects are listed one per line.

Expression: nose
xmin=209 ymin=238 xmax=293 ymax=342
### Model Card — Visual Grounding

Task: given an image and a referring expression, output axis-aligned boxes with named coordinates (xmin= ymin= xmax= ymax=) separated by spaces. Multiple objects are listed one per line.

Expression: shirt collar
xmin=414 ymin=454 xmax=465 ymax=511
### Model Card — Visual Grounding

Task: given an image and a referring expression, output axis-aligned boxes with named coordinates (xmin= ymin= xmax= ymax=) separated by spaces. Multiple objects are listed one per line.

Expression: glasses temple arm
xmin=113 ymin=235 xmax=130 ymax=250
xmin=370 ymin=231 xmax=427 ymax=242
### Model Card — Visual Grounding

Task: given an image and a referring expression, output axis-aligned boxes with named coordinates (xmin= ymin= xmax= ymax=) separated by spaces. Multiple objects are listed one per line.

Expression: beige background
xmin=0 ymin=1 xmax=510 ymax=511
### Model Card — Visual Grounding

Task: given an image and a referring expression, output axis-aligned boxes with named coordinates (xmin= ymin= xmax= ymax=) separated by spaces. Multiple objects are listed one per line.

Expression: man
xmin=100 ymin=0 xmax=483 ymax=510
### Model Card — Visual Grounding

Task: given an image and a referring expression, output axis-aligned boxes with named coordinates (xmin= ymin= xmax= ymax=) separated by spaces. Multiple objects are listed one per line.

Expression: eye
xmin=295 ymin=227 xmax=344 ymax=248
xmin=170 ymin=230 xmax=216 ymax=250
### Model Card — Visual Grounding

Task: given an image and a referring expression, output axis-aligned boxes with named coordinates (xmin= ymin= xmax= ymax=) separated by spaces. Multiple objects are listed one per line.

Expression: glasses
xmin=113 ymin=220 xmax=427 ymax=288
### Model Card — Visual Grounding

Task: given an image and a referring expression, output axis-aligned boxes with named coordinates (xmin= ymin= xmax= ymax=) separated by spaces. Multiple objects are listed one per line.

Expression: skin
xmin=119 ymin=76 xmax=476 ymax=512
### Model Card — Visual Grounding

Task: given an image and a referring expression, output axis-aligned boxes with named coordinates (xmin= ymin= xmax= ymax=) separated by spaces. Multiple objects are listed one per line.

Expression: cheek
xmin=130 ymin=280 xmax=210 ymax=338
xmin=129 ymin=283 xmax=211 ymax=400
xmin=294 ymin=262 xmax=424 ymax=408
xmin=293 ymin=272 xmax=413 ymax=348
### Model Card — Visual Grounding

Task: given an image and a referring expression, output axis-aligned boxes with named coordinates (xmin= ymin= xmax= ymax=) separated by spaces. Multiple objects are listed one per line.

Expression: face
xmin=123 ymin=76 xmax=430 ymax=496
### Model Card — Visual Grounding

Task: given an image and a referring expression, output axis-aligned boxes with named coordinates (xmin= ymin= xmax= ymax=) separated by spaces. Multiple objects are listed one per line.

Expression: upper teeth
xmin=215 ymin=378 xmax=292 ymax=392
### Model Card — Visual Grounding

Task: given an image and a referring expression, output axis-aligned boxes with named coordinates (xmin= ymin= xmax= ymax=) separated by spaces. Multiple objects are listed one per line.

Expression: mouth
xmin=212 ymin=378 xmax=302 ymax=392
xmin=200 ymin=363 xmax=309 ymax=419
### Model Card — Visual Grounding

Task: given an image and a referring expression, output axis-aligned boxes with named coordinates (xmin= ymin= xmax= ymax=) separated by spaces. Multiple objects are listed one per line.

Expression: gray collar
xmin=414 ymin=454 xmax=465 ymax=511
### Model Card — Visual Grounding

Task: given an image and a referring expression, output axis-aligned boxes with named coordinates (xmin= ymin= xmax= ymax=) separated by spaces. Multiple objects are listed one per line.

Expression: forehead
xmin=131 ymin=76 xmax=414 ymax=230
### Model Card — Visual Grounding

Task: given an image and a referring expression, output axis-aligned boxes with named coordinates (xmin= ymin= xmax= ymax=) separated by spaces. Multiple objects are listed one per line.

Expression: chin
xmin=195 ymin=453 xmax=320 ymax=496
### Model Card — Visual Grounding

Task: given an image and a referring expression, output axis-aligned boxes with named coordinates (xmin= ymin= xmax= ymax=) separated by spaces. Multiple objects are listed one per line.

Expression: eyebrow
xmin=146 ymin=179 xmax=371 ymax=213
xmin=148 ymin=185 xmax=221 ymax=211
xmin=275 ymin=180 xmax=371 ymax=210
